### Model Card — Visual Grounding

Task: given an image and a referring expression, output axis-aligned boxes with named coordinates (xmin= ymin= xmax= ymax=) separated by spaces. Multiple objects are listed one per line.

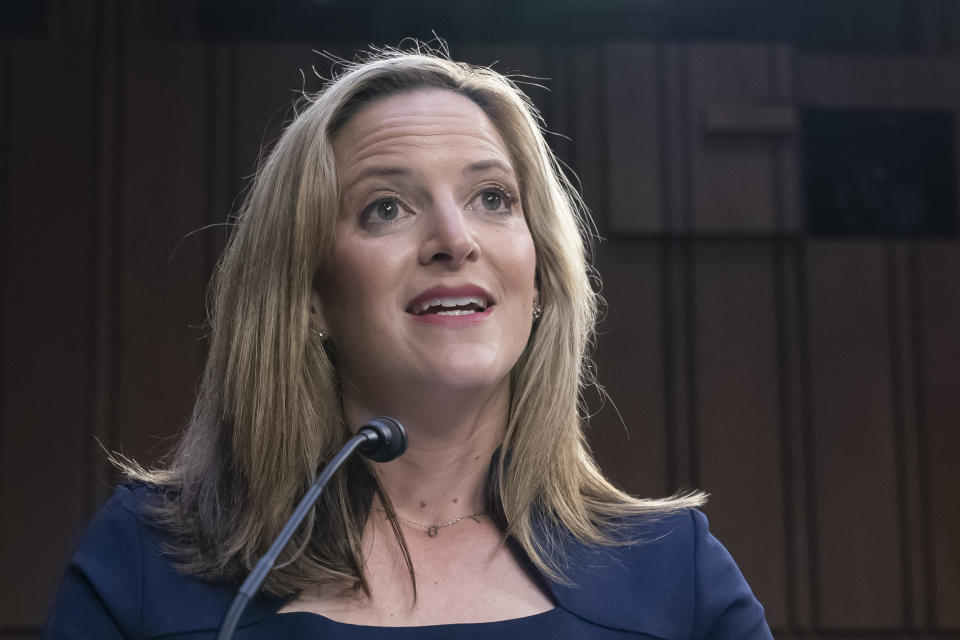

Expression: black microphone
xmin=217 ymin=417 xmax=408 ymax=640
xmin=357 ymin=416 xmax=408 ymax=462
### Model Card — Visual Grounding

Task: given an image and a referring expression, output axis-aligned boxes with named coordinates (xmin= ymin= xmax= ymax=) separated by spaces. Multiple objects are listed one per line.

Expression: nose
xmin=418 ymin=196 xmax=481 ymax=267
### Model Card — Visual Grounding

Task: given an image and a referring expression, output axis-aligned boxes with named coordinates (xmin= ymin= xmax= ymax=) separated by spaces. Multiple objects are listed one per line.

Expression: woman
xmin=46 ymin=47 xmax=772 ymax=638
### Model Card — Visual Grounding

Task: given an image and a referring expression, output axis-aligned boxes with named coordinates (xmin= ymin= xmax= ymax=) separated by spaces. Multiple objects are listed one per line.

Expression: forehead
xmin=332 ymin=89 xmax=514 ymax=175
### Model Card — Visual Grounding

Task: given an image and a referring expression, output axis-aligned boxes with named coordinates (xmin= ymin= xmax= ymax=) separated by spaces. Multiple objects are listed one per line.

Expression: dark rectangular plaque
xmin=803 ymin=108 xmax=957 ymax=237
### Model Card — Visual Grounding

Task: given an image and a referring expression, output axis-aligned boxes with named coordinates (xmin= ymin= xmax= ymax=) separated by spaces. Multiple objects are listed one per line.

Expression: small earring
xmin=532 ymin=301 xmax=543 ymax=320
xmin=310 ymin=325 xmax=327 ymax=340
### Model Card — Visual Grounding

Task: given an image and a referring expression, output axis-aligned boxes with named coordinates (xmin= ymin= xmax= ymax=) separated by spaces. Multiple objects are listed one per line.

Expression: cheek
xmin=509 ymin=232 xmax=538 ymax=294
xmin=321 ymin=235 xmax=412 ymax=343
xmin=322 ymin=249 xmax=378 ymax=330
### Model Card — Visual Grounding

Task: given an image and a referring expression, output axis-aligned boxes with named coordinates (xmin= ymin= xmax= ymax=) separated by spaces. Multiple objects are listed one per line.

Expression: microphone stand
xmin=217 ymin=418 xmax=407 ymax=640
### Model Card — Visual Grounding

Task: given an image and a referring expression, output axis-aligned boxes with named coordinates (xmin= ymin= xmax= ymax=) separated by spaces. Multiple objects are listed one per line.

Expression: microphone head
xmin=357 ymin=417 xmax=408 ymax=462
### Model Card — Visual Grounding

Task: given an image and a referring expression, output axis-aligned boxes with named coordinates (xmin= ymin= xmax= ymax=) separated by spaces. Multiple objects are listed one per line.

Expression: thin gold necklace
xmin=372 ymin=506 xmax=484 ymax=538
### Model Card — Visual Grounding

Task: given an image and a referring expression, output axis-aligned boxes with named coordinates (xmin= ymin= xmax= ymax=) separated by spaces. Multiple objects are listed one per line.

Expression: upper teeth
xmin=411 ymin=296 xmax=488 ymax=315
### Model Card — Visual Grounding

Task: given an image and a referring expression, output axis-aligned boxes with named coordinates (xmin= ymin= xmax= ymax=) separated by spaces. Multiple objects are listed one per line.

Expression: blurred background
xmin=1 ymin=1 xmax=959 ymax=638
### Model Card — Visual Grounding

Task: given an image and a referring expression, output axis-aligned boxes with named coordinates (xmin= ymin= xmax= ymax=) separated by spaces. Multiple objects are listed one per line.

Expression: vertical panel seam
xmin=768 ymin=45 xmax=796 ymax=632
xmin=227 ymin=43 xmax=238 ymax=244
xmin=655 ymin=43 xmax=670 ymax=232
xmin=768 ymin=45 xmax=796 ymax=630
xmin=108 ymin=0 xmax=126 ymax=474
xmin=679 ymin=46 xmax=693 ymax=233
xmin=774 ymin=237 xmax=798 ymax=632
xmin=0 ymin=42 xmax=10 ymax=560
xmin=796 ymin=241 xmax=821 ymax=630
xmin=599 ymin=44 xmax=612 ymax=232
xmin=909 ymin=244 xmax=936 ymax=630
xmin=87 ymin=0 xmax=105 ymax=519
xmin=684 ymin=239 xmax=699 ymax=489
xmin=886 ymin=242 xmax=913 ymax=628
xmin=768 ymin=44 xmax=787 ymax=235
xmin=661 ymin=239 xmax=677 ymax=491
xmin=204 ymin=43 xmax=216 ymax=287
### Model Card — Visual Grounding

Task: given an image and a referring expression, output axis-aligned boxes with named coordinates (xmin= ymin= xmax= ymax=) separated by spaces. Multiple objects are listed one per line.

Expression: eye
xmin=481 ymin=190 xmax=503 ymax=211
xmin=469 ymin=186 xmax=517 ymax=215
xmin=374 ymin=199 xmax=399 ymax=220
xmin=360 ymin=196 xmax=409 ymax=228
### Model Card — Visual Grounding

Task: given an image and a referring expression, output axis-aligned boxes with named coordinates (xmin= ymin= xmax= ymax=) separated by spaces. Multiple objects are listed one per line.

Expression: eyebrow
xmin=344 ymin=166 xmax=413 ymax=192
xmin=463 ymin=160 xmax=515 ymax=176
xmin=344 ymin=160 xmax=516 ymax=194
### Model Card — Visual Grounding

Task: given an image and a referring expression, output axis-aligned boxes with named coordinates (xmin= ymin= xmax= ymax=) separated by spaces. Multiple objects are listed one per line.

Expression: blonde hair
xmin=128 ymin=44 xmax=704 ymax=597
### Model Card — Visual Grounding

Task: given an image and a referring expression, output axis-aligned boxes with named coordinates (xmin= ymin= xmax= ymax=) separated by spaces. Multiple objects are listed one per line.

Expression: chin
xmin=423 ymin=352 xmax=515 ymax=393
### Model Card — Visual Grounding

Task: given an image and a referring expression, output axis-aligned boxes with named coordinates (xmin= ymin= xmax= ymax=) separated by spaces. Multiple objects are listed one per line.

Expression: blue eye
xmin=481 ymin=190 xmax=503 ymax=211
xmin=360 ymin=197 xmax=406 ymax=227
xmin=471 ymin=187 xmax=516 ymax=214
xmin=375 ymin=199 xmax=399 ymax=220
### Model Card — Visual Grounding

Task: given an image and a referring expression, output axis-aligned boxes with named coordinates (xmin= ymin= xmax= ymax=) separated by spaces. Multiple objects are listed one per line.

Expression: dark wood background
xmin=1 ymin=1 xmax=958 ymax=638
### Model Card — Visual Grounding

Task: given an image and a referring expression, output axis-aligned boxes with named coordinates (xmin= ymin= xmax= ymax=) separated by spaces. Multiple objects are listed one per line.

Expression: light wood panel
xmin=0 ymin=42 xmax=98 ymax=628
xmin=806 ymin=242 xmax=902 ymax=628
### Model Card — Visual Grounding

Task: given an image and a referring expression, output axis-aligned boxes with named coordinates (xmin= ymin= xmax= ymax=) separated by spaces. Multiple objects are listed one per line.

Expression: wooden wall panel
xmin=888 ymin=244 xmax=928 ymax=629
xmin=662 ymin=241 xmax=697 ymax=489
xmin=917 ymin=242 xmax=960 ymax=629
xmin=797 ymin=55 xmax=960 ymax=241
xmin=235 ymin=43 xmax=328 ymax=202
xmin=799 ymin=56 xmax=960 ymax=109
xmin=0 ymin=43 xmax=97 ymax=628
xmin=772 ymin=49 xmax=802 ymax=234
xmin=546 ymin=46 xmax=606 ymax=226
xmin=88 ymin=0 xmax=124 ymax=510
xmin=806 ymin=243 xmax=901 ymax=628
xmin=603 ymin=43 xmax=663 ymax=233
xmin=777 ymin=240 xmax=814 ymax=629
xmin=591 ymin=241 xmax=668 ymax=497
xmin=567 ymin=47 xmax=606 ymax=224
xmin=1 ymin=26 xmax=958 ymax=639
xmin=115 ymin=43 xmax=208 ymax=465
xmin=692 ymin=241 xmax=787 ymax=627
xmin=457 ymin=45 xmax=549 ymax=117
xmin=684 ymin=44 xmax=786 ymax=233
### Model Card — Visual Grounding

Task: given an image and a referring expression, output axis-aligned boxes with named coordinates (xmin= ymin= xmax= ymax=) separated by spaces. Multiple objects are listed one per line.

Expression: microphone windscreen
xmin=357 ymin=417 xmax=408 ymax=462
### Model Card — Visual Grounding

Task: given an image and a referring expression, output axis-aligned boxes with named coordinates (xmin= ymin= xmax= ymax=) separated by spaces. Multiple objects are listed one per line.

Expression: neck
xmin=342 ymin=380 xmax=508 ymax=523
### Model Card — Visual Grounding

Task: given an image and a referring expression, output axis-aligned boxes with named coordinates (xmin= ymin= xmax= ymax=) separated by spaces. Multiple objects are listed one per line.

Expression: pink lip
xmin=406 ymin=284 xmax=495 ymax=327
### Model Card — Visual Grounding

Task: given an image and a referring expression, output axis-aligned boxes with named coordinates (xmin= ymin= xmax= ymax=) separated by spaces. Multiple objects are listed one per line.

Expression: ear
xmin=309 ymin=289 xmax=328 ymax=333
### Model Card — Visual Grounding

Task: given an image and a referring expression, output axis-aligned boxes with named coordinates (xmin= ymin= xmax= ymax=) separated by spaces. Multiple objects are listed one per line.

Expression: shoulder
xmin=539 ymin=509 xmax=772 ymax=640
xmin=45 ymin=482 xmax=281 ymax=639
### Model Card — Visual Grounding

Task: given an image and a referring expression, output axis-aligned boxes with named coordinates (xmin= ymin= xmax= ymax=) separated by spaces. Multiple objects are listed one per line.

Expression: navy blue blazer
xmin=44 ymin=483 xmax=772 ymax=639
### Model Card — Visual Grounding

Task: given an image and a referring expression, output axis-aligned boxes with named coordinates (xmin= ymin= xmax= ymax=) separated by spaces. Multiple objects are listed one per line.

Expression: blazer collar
xmin=528 ymin=511 xmax=693 ymax=640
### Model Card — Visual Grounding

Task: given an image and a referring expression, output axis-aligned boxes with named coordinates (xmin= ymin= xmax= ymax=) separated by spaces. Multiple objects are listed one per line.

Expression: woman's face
xmin=316 ymin=89 xmax=537 ymax=409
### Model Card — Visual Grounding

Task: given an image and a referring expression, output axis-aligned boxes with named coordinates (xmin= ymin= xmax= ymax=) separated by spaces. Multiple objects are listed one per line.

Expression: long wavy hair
xmin=126 ymin=45 xmax=704 ymax=598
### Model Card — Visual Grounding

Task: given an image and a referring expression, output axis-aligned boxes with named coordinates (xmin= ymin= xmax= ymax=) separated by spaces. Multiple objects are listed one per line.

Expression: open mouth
xmin=407 ymin=296 xmax=490 ymax=316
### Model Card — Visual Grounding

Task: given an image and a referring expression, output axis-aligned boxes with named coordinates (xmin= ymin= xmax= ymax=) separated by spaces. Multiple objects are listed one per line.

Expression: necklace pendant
xmin=427 ymin=525 xmax=439 ymax=538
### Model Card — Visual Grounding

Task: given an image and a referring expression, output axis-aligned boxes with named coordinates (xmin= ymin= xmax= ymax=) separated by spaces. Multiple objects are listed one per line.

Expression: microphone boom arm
xmin=217 ymin=418 xmax=407 ymax=639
